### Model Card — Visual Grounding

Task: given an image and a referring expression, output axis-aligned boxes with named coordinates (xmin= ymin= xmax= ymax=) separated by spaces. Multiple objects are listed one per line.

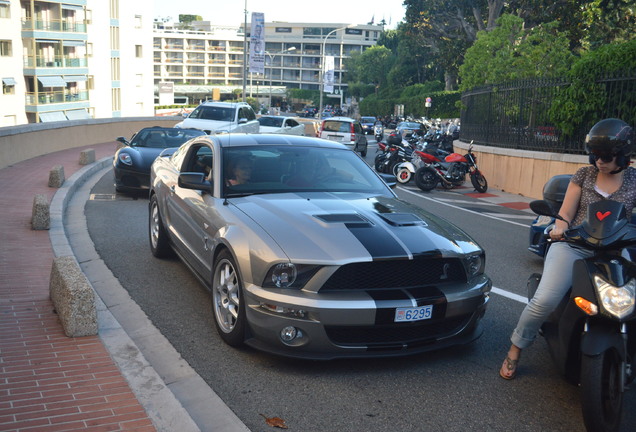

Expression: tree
xmin=458 ymin=14 xmax=574 ymax=91
xmin=343 ymin=46 xmax=394 ymax=95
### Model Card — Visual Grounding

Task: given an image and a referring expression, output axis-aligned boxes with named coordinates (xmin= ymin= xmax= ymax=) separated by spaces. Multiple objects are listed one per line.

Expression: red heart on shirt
xmin=596 ymin=211 xmax=611 ymax=221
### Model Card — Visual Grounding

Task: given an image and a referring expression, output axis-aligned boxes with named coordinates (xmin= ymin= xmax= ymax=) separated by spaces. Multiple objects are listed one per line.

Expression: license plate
xmin=394 ymin=305 xmax=433 ymax=322
xmin=328 ymin=135 xmax=342 ymax=141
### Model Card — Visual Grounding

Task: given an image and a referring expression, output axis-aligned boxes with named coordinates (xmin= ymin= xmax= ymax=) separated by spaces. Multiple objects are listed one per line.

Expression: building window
xmin=3 ymin=83 xmax=15 ymax=95
xmin=0 ymin=40 xmax=11 ymax=56
xmin=135 ymin=15 xmax=142 ymax=28
xmin=0 ymin=2 xmax=10 ymax=19
xmin=135 ymin=45 xmax=142 ymax=58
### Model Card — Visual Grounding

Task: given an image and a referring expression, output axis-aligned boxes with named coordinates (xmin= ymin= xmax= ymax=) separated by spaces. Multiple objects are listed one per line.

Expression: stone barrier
xmin=49 ymin=256 xmax=98 ymax=337
xmin=31 ymin=193 xmax=50 ymax=230
xmin=48 ymin=165 xmax=65 ymax=188
xmin=79 ymin=148 xmax=95 ymax=165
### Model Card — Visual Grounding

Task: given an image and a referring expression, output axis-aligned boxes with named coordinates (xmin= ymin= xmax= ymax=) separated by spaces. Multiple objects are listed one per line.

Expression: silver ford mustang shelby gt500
xmin=149 ymin=133 xmax=491 ymax=359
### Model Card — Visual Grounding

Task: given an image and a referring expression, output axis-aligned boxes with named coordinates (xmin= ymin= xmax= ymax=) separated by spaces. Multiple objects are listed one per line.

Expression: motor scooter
xmin=528 ymin=199 xmax=636 ymax=432
xmin=374 ymin=124 xmax=384 ymax=142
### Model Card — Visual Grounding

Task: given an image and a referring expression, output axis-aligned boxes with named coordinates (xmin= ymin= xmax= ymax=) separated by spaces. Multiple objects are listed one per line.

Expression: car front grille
xmin=320 ymin=257 xmax=466 ymax=292
xmin=325 ymin=315 xmax=472 ymax=347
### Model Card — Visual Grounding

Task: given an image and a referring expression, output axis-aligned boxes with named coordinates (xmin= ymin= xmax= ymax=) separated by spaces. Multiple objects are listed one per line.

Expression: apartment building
xmin=0 ymin=0 xmax=154 ymax=127
xmin=153 ymin=20 xmax=383 ymax=108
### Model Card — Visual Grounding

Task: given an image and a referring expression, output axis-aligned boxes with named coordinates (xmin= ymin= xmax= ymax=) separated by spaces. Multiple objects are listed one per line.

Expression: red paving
xmin=0 ymin=142 xmax=157 ymax=431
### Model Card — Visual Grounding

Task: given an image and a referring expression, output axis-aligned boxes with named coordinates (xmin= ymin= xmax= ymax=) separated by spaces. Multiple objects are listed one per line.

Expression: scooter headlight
xmin=594 ymin=275 xmax=636 ymax=319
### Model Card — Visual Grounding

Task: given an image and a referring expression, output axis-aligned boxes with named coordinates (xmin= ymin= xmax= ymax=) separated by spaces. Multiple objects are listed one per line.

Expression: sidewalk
xmin=0 ymin=142 xmax=161 ymax=431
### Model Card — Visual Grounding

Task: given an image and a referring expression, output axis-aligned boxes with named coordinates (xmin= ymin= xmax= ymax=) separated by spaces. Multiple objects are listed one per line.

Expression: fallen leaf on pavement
xmin=260 ymin=414 xmax=288 ymax=429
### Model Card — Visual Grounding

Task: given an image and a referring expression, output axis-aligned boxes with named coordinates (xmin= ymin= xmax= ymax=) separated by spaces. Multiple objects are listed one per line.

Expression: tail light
xmin=317 ymin=120 xmax=325 ymax=137
xmin=350 ymin=123 xmax=355 ymax=143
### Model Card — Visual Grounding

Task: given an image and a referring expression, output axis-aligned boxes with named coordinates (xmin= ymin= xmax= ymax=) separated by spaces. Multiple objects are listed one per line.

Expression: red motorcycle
xmin=413 ymin=143 xmax=488 ymax=193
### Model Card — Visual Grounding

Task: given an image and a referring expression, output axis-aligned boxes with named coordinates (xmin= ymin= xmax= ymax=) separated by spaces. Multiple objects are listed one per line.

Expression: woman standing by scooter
xmin=500 ymin=118 xmax=636 ymax=380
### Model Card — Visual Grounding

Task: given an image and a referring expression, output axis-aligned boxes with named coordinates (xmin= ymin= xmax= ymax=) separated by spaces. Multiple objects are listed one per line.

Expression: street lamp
xmin=318 ymin=25 xmax=352 ymax=120
xmin=266 ymin=47 xmax=296 ymax=112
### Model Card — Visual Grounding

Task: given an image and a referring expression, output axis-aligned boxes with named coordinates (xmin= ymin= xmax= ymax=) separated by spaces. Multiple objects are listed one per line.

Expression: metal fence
xmin=460 ymin=73 xmax=636 ymax=155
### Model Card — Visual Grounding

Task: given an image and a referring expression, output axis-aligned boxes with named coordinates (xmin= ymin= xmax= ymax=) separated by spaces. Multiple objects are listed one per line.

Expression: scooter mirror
xmin=530 ymin=200 xmax=557 ymax=217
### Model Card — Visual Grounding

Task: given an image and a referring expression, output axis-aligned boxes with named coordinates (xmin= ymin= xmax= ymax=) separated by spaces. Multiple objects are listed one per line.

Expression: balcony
xmin=22 ymin=19 xmax=87 ymax=33
xmin=24 ymin=55 xmax=88 ymax=68
xmin=25 ymin=90 xmax=89 ymax=106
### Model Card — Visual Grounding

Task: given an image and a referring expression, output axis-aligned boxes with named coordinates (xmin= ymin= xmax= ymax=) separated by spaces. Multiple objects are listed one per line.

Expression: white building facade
xmin=0 ymin=0 xmax=154 ymax=127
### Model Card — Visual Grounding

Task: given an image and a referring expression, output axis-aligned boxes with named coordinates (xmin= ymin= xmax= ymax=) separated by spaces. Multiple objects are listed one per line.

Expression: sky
xmin=153 ymin=0 xmax=406 ymax=29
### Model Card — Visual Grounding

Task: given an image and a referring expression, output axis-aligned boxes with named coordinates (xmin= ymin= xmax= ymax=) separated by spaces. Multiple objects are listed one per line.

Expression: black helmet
xmin=585 ymin=118 xmax=634 ymax=169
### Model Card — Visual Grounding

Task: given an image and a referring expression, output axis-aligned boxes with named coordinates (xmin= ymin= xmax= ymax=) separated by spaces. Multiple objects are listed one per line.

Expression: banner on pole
xmin=323 ymin=55 xmax=335 ymax=93
xmin=249 ymin=12 xmax=265 ymax=74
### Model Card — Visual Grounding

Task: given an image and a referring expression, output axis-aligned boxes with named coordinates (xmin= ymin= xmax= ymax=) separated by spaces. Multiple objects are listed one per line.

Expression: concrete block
xmin=49 ymin=256 xmax=98 ymax=337
xmin=31 ymin=194 xmax=50 ymax=230
xmin=48 ymin=165 xmax=65 ymax=188
xmin=79 ymin=148 xmax=95 ymax=165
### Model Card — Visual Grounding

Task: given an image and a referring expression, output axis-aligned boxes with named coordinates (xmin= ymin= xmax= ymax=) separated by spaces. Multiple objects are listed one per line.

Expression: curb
xmin=49 ymin=157 xmax=250 ymax=432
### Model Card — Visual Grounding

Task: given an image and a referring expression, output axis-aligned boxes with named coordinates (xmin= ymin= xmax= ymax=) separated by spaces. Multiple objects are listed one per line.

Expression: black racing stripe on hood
xmin=346 ymin=223 xmax=407 ymax=259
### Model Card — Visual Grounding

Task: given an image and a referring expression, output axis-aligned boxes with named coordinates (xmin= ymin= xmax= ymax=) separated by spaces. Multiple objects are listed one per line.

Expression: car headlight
xmin=263 ymin=263 xmax=321 ymax=289
xmin=174 ymin=122 xmax=183 ymax=128
xmin=465 ymin=253 xmax=485 ymax=278
xmin=594 ymin=275 xmax=635 ymax=319
xmin=118 ymin=153 xmax=133 ymax=166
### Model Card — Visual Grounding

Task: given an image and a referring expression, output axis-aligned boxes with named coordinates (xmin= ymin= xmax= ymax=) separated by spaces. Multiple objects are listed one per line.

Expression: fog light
xmin=280 ymin=326 xmax=301 ymax=342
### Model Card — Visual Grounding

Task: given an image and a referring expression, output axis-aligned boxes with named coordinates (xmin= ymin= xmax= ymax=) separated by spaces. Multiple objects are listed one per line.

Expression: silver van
xmin=319 ymin=116 xmax=368 ymax=157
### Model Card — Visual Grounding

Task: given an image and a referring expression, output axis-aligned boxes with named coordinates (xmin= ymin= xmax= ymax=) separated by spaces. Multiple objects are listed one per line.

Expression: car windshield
xmin=401 ymin=122 xmax=421 ymax=129
xmin=189 ymin=106 xmax=234 ymax=122
xmin=131 ymin=128 xmax=204 ymax=148
xmin=361 ymin=117 xmax=375 ymax=123
xmin=258 ymin=117 xmax=283 ymax=127
xmin=222 ymin=145 xmax=392 ymax=197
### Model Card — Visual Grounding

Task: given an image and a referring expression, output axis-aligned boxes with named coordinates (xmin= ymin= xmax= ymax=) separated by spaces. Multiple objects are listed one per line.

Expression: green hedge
xmin=359 ymin=85 xmax=461 ymax=119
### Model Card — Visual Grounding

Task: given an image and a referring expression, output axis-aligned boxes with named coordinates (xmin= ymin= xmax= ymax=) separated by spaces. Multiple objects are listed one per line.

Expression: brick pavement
xmin=0 ymin=142 xmax=157 ymax=431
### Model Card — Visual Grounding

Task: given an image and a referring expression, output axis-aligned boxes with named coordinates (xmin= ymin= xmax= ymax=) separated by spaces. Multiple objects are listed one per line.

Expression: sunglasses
xmin=590 ymin=152 xmax=616 ymax=163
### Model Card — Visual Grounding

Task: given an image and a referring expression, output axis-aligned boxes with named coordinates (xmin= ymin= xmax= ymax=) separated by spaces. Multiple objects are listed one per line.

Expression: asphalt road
xmin=84 ymin=141 xmax=635 ymax=432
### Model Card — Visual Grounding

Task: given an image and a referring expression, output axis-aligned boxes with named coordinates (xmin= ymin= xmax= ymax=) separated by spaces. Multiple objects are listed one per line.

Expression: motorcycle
xmin=528 ymin=199 xmax=636 ymax=432
xmin=413 ymin=143 xmax=488 ymax=193
xmin=374 ymin=124 xmax=384 ymax=142
xmin=375 ymin=140 xmax=413 ymax=175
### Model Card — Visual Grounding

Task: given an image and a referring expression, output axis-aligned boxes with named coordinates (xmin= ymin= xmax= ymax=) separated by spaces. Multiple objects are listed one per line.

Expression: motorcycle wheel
xmin=396 ymin=167 xmax=412 ymax=184
xmin=414 ymin=166 xmax=438 ymax=191
xmin=374 ymin=153 xmax=384 ymax=172
xmin=471 ymin=171 xmax=488 ymax=193
xmin=580 ymin=349 xmax=623 ymax=432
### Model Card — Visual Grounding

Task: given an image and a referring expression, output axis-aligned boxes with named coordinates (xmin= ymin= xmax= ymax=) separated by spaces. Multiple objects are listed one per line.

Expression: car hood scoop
xmin=314 ymin=213 xmax=372 ymax=227
xmin=377 ymin=212 xmax=427 ymax=227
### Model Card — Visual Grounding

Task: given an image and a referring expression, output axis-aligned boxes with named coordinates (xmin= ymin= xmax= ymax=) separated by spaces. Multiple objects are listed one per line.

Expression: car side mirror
xmin=116 ymin=136 xmax=129 ymax=145
xmin=379 ymin=173 xmax=397 ymax=189
xmin=178 ymin=172 xmax=212 ymax=192
xmin=238 ymin=118 xmax=248 ymax=125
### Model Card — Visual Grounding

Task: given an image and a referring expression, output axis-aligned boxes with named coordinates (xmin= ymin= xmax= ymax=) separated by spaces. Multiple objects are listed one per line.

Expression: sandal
xmin=500 ymin=355 xmax=518 ymax=380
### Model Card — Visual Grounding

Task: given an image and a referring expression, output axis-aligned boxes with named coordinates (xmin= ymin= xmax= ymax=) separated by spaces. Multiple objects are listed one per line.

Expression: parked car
xmin=258 ymin=115 xmax=305 ymax=136
xmin=113 ymin=127 xmax=205 ymax=193
xmin=148 ymin=134 xmax=491 ymax=359
xmin=360 ymin=116 xmax=376 ymax=135
xmin=318 ymin=116 xmax=368 ymax=157
xmin=395 ymin=121 xmax=425 ymax=139
xmin=174 ymin=101 xmax=259 ymax=135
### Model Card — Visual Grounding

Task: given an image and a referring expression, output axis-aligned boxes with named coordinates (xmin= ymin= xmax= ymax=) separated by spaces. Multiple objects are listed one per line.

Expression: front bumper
xmin=242 ymin=275 xmax=491 ymax=359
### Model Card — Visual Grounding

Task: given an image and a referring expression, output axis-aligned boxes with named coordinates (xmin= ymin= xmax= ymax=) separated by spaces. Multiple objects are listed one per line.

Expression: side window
xmin=242 ymin=106 xmax=256 ymax=121
xmin=182 ymin=145 xmax=213 ymax=178
xmin=288 ymin=119 xmax=299 ymax=127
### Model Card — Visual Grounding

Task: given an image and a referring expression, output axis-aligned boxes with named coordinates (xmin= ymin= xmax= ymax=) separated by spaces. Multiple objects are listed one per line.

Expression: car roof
xmin=198 ymin=101 xmax=247 ymax=108
xmin=323 ymin=116 xmax=357 ymax=123
xmin=193 ymin=133 xmax=349 ymax=150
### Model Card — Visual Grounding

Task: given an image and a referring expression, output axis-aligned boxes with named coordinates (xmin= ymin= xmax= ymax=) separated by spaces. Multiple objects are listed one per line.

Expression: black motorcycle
xmin=374 ymin=140 xmax=413 ymax=175
xmin=528 ymin=199 xmax=636 ymax=432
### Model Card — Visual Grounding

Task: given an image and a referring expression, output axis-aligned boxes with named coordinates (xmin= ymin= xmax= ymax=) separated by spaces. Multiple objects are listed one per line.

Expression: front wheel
xmin=414 ymin=166 xmax=438 ymax=191
xmin=374 ymin=153 xmax=385 ymax=172
xmin=212 ymin=250 xmax=247 ymax=347
xmin=395 ymin=166 xmax=412 ymax=184
xmin=580 ymin=349 xmax=624 ymax=432
xmin=470 ymin=171 xmax=488 ymax=193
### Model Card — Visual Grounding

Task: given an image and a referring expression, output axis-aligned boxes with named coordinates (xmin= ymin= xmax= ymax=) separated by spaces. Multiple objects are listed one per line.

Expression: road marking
xmin=398 ymin=186 xmax=530 ymax=228
xmin=492 ymin=286 xmax=528 ymax=304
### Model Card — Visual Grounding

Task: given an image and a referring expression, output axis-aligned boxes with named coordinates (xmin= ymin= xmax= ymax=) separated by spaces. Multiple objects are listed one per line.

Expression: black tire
xmin=374 ymin=153 xmax=385 ymax=172
xmin=360 ymin=146 xmax=367 ymax=157
xmin=471 ymin=171 xmax=488 ymax=193
xmin=149 ymin=194 xmax=173 ymax=258
xmin=211 ymin=250 xmax=246 ymax=347
xmin=580 ymin=350 xmax=624 ymax=432
xmin=414 ymin=166 xmax=438 ymax=191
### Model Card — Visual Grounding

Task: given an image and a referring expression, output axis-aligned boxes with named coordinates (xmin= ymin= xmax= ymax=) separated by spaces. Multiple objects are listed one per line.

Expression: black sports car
xmin=113 ymin=127 xmax=205 ymax=192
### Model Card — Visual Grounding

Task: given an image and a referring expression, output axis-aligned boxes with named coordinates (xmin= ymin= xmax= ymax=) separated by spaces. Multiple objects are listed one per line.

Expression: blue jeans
xmin=511 ymin=242 xmax=593 ymax=349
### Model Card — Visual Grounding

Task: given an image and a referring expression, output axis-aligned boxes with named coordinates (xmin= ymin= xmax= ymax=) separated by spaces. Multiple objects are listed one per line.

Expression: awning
xmin=62 ymin=40 xmax=85 ymax=47
xmin=36 ymin=39 xmax=59 ymax=44
xmin=0 ymin=1 xmax=11 ymax=5
xmin=65 ymin=109 xmax=90 ymax=120
xmin=63 ymin=75 xmax=87 ymax=82
xmin=61 ymin=4 xmax=83 ymax=11
xmin=39 ymin=111 xmax=68 ymax=122
xmin=38 ymin=76 xmax=67 ymax=87
xmin=2 ymin=77 xmax=17 ymax=86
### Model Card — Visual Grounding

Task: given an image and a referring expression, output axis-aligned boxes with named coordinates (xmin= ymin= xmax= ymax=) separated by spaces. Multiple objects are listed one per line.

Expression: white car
xmin=258 ymin=116 xmax=305 ymax=136
xmin=175 ymin=101 xmax=260 ymax=135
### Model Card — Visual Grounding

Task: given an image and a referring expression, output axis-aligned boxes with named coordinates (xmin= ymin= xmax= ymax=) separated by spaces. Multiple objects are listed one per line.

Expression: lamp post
xmin=318 ymin=25 xmax=352 ymax=120
xmin=266 ymin=47 xmax=296 ymax=112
